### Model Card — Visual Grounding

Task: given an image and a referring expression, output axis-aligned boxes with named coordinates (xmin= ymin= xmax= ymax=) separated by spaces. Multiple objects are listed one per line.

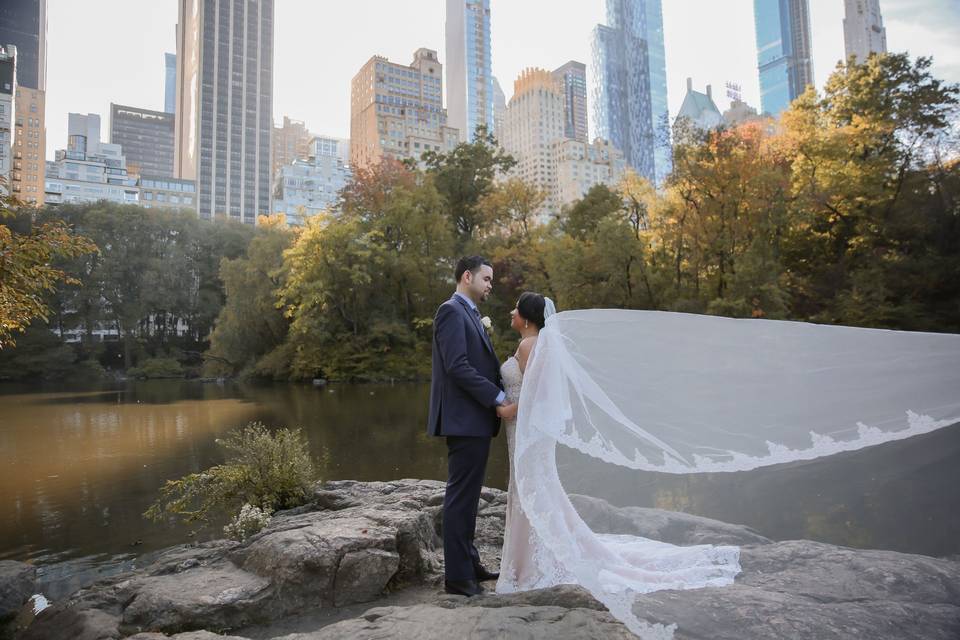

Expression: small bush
xmin=223 ymin=503 xmax=273 ymax=541
xmin=128 ymin=357 xmax=184 ymax=379
xmin=144 ymin=421 xmax=316 ymax=526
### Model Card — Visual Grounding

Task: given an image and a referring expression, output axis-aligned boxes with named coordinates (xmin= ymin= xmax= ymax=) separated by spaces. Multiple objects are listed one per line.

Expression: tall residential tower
xmin=175 ymin=0 xmax=274 ymax=224
xmin=843 ymin=0 xmax=887 ymax=63
xmin=754 ymin=0 xmax=814 ymax=117
xmin=552 ymin=61 xmax=588 ymax=143
xmin=445 ymin=0 xmax=493 ymax=142
xmin=592 ymin=0 xmax=670 ymax=184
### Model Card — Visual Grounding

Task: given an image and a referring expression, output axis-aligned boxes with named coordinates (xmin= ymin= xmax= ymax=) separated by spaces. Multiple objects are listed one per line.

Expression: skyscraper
xmin=350 ymin=48 xmax=458 ymax=170
xmin=272 ymin=116 xmax=312 ymax=180
xmin=175 ymin=0 xmax=274 ymax=224
xmin=110 ymin=103 xmax=175 ymax=178
xmin=491 ymin=76 xmax=506 ymax=142
xmin=843 ymin=0 xmax=887 ymax=63
xmin=592 ymin=0 xmax=670 ymax=184
xmin=0 ymin=0 xmax=46 ymax=90
xmin=164 ymin=52 xmax=176 ymax=114
xmin=0 ymin=45 xmax=16 ymax=196
xmin=754 ymin=0 xmax=814 ymax=117
xmin=552 ymin=61 xmax=588 ymax=143
xmin=445 ymin=0 xmax=493 ymax=142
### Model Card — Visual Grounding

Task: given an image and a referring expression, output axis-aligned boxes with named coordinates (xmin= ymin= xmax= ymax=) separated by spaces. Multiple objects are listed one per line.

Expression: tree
xmin=0 ymin=192 xmax=97 ymax=348
xmin=422 ymin=125 xmax=516 ymax=245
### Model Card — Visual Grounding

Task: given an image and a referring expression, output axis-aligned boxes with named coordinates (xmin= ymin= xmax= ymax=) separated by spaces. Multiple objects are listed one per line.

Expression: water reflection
xmin=0 ymin=381 xmax=510 ymax=575
xmin=1 ymin=380 xmax=957 ymax=598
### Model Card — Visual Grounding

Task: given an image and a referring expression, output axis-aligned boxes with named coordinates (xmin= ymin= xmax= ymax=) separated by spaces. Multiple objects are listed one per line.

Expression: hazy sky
xmin=45 ymin=0 xmax=960 ymax=159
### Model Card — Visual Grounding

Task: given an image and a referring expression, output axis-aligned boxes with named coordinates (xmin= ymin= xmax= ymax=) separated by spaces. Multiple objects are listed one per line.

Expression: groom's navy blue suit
xmin=428 ymin=293 xmax=503 ymax=582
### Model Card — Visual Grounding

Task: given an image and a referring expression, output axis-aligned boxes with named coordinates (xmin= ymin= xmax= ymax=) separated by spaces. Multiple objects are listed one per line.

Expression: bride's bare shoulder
xmin=516 ymin=336 xmax=538 ymax=372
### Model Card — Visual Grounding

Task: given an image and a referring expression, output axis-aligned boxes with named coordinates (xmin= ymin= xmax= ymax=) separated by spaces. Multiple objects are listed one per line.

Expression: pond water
xmin=1 ymin=380 xmax=957 ymax=597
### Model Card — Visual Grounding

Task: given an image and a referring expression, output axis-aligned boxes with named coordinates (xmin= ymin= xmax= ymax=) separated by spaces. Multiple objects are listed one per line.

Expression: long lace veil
xmin=513 ymin=308 xmax=960 ymax=638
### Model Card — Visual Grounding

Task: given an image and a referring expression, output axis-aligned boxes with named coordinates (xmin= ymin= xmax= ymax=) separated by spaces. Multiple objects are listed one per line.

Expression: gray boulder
xmin=0 ymin=561 xmax=36 ymax=621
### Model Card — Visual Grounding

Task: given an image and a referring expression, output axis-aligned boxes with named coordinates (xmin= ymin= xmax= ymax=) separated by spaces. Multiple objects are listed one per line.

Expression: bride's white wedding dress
xmin=493 ymin=308 xmax=960 ymax=638
xmin=496 ymin=349 xmax=741 ymax=607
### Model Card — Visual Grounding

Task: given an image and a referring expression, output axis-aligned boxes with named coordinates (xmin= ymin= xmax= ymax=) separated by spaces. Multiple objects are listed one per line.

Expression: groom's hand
xmin=496 ymin=403 xmax=518 ymax=419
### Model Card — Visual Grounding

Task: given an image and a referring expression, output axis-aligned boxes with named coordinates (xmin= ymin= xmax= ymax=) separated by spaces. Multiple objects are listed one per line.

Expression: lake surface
xmin=1 ymin=380 xmax=958 ymax=597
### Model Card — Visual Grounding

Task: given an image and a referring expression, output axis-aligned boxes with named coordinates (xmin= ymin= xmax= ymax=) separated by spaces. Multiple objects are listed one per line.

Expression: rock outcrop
xmin=9 ymin=479 xmax=960 ymax=640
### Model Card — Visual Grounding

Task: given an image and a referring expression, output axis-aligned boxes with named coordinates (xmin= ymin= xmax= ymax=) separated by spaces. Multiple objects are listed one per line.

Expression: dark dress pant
xmin=442 ymin=435 xmax=492 ymax=581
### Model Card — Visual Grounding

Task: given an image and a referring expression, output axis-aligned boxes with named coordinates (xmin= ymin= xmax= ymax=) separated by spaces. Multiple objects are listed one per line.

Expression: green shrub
xmin=144 ymin=422 xmax=316 ymax=526
xmin=128 ymin=357 xmax=184 ymax=379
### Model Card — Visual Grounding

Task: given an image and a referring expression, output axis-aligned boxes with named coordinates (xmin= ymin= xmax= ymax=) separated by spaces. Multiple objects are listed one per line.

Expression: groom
xmin=428 ymin=255 xmax=515 ymax=597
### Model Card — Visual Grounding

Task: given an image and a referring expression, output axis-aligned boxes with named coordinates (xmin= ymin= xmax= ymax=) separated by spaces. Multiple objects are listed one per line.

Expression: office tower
xmin=272 ymin=136 xmax=352 ymax=226
xmin=445 ymin=0 xmax=493 ymax=141
xmin=592 ymin=0 xmax=670 ymax=184
xmin=44 ymin=113 xmax=139 ymax=206
xmin=0 ymin=0 xmax=46 ymax=90
xmin=350 ymin=48 xmax=458 ymax=170
xmin=12 ymin=85 xmax=45 ymax=204
xmin=175 ymin=0 xmax=274 ymax=224
xmin=0 ymin=44 xmax=15 ymax=195
xmin=754 ymin=0 xmax=814 ymax=117
xmin=110 ymin=103 xmax=175 ymax=178
xmin=492 ymin=76 xmax=506 ymax=142
xmin=843 ymin=0 xmax=887 ymax=62
xmin=272 ymin=116 xmax=312 ymax=180
xmin=552 ymin=61 xmax=588 ymax=143
xmin=164 ymin=52 xmax=176 ymax=113
xmin=674 ymin=78 xmax=723 ymax=132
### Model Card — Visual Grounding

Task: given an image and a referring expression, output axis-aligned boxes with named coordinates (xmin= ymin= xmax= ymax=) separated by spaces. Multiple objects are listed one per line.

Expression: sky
xmin=45 ymin=0 xmax=960 ymax=159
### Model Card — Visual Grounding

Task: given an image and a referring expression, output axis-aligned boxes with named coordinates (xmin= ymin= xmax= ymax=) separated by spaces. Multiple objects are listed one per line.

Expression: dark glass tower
xmin=0 ymin=0 xmax=45 ymax=90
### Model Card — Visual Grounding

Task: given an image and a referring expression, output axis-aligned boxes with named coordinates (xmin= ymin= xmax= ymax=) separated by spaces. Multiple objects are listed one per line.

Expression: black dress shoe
xmin=444 ymin=579 xmax=484 ymax=596
xmin=474 ymin=565 xmax=500 ymax=581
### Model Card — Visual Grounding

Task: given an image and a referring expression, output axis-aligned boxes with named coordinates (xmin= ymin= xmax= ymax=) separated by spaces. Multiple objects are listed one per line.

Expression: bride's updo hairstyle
xmin=517 ymin=292 xmax=546 ymax=329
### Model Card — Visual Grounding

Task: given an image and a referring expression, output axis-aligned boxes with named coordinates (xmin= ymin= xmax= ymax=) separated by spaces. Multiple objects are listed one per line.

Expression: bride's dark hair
xmin=517 ymin=292 xmax=546 ymax=329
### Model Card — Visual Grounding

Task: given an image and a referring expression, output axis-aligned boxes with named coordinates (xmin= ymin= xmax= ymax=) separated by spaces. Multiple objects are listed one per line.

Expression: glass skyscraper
xmin=445 ymin=0 xmax=493 ymax=142
xmin=754 ymin=0 xmax=814 ymax=117
xmin=591 ymin=0 xmax=670 ymax=185
xmin=175 ymin=0 xmax=273 ymax=224
xmin=0 ymin=0 xmax=46 ymax=90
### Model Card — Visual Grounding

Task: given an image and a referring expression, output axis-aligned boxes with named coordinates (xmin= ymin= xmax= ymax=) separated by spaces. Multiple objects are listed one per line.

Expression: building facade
xmin=138 ymin=176 xmax=196 ymax=211
xmin=109 ymin=103 xmax=175 ymax=178
xmin=175 ymin=0 xmax=274 ymax=224
xmin=350 ymin=48 xmax=458 ymax=170
xmin=12 ymin=85 xmax=45 ymax=204
xmin=843 ymin=0 xmax=887 ymax=63
xmin=754 ymin=0 xmax=814 ymax=117
xmin=164 ymin=52 xmax=176 ymax=113
xmin=0 ymin=44 xmax=14 ymax=195
xmin=45 ymin=113 xmax=139 ymax=206
xmin=272 ymin=136 xmax=352 ymax=225
xmin=552 ymin=61 xmax=588 ymax=143
xmin=272 ymin=115 xmax=312 ymax=181
xmin=555 ymin=138 xmax=625 ymax=206
xmin=501 ymin=68 xmax=565 ymax=215
xmin=0 ymin=0 xmax=45 ymax=90
xmin=674 ymin=78 xmax=723 ymax=132
xmin=445 ymin=0 xmax=493 ymax=141
xmin=592 ymin=0 xmax=670 ymax=184
xmin=492 ymin=76 xmax=506 ymax=142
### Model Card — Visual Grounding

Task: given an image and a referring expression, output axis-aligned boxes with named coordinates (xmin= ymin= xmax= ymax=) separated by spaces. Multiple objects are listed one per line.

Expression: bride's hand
xmin=497 ymin=403 xmax=518 ymax=419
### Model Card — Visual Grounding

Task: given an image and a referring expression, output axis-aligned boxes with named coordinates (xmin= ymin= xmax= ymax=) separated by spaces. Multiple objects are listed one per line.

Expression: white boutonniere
xmin=480 ymin=316 xmax=493 ymax=333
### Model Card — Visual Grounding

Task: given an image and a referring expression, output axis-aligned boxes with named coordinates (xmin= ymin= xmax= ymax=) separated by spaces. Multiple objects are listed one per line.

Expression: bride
xmin=491 ymin=291 xmax=960 ymax=638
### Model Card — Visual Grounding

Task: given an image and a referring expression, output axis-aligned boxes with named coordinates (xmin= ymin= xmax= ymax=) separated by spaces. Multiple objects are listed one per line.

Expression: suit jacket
xmin=427 ymin=294 xmax=503 ymax=438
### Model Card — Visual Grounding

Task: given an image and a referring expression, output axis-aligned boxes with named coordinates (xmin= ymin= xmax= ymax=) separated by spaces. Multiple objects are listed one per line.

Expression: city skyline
xmin=43 ymin=0 xmax=960 ymax=161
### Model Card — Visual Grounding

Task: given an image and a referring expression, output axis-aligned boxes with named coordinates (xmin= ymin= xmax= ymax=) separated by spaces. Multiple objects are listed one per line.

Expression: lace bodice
xmin=500 ymin=356 xmax=524 ymax=407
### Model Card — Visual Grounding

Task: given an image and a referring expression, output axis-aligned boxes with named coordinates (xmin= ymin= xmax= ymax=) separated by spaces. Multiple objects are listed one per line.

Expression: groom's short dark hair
xmin=455 ymin=256 xmax=492 ymax=283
